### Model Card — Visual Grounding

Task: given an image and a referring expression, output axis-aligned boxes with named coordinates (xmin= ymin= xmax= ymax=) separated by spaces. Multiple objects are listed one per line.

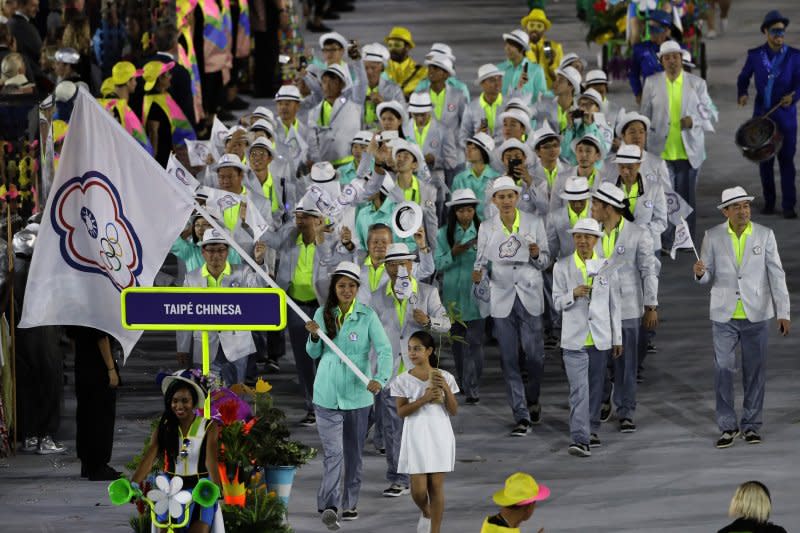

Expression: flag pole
xmin=679 ymin=216 xmax=701 ymax=261
xmin=4 ymin=184 xmax=17 ymax=455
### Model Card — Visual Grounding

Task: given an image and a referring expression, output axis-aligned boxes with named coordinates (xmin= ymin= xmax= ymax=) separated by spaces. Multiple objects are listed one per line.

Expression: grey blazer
xmin=593 ymin=219 xmax=659 ymax=320
xmin=474 ymin=210 xmax=550 ymax=318
xmin=307 ymin=96 xmax=362 ymax=164
xmin=553 ymin=255 xmax=622 ymax=351
xmin=696 ymin=222 xmax=790 ymax=323
xmin=459 ymin=95 xmax=506 ymax=148
xmin=369 ymin=279 xmax=451 ymax=377
xmin=355 ymin=251 xmax=435 ymax=303
xmin=548 ymin=166 xmax=600 ymax=213
xmin=546 ymin=206 xmax=578 ymax=262
xmin=604 ymin=175 xmax=668 ymax=252
xmin=177 ymin=265 xmax=264 ymax=362
xmin=640 ymin=71 xmax=714 ymax=169
xmin=351 ymin=64 xmax=405 ymax=129
xmin=600 ymin=150 xmax=672 ymax=194
xmin=420 ymin=85 xmax=467 ymax=136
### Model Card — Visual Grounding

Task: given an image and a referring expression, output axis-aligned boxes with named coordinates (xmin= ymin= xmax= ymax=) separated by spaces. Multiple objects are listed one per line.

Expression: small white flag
xmin=185 ymin=139 xmax=213 ymax=167
xmin=210 ymin=116 xmax=229 ymax=159
xmin=166 ymin=153 xmax=200 ymax=195
xmin=666 ymin=190 xmax=693 ymax=226
xmin=200 ymin=186 xmax=271 ymax=240
xmin=670 ymin=217 xmax=696 ymax=260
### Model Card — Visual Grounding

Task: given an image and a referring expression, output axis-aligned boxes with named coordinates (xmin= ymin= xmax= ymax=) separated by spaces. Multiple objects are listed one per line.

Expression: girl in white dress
xmin=390 ymin=331 xmax=459 ymax=533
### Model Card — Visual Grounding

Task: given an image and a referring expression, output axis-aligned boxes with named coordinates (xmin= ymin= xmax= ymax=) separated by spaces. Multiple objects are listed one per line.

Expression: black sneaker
xmin=619 ymin=418 xmax=636 ymax=433
xmin=783 ymin=209 xmax=798 ymax=219
xmin=742 ymin=430 xmax=761 ymax=444
xmin=590 ymin=433 xmax=602 ymax=448
xmin=528 ymin=403 xmax=542 ymax=425
xmin=715 ymin=429 xmax=740 ymax=448
xmin=568 ymin=443 xmax=591 ymax=457
xmin=382 ymin=484 xmax=409 ymax=497
xmin=299 ymin=412 xmax=316 ymax=427
xmin=341 ymin=509 xmax=358 ymax=521
xmin=600 ymin=403 xmax=612 ymax=422
xmin=321 ymin=508 xmax=340 ymax=530
xmin=647 ymin=343 xmax=657 ymax=354
xmin=265 ymin=359 xmax=280 ymax=374
xmin=510 ymin=420 xmax=530 ymax=437
xmin=465 ymin=396 xmax=480 ymax=405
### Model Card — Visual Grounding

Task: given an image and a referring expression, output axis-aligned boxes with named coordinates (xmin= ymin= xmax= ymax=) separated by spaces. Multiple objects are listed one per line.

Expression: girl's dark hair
xmin=191 ymin=214 xmax=206 ymax=243
xmin=446 ymin=203 xmax=480 ymax=248
xmin=380 ymin=108 xmax=407 ymax=138
xmin=409 ymin=330 xmax=438 ymax=366
xmin=157 ymin=380 xmax=199 ymax=461
xmin=323 ymin=274 xmax=359 ymax=339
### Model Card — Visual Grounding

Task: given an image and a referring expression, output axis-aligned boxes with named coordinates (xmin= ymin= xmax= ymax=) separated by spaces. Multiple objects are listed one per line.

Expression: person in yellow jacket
xmin=521 ymin=8 xmax=564 ymax=89
xmin=480 ymin=472 xmax=550 ymax=533
xmin=384 ymin=26 xmax=428 ymax=97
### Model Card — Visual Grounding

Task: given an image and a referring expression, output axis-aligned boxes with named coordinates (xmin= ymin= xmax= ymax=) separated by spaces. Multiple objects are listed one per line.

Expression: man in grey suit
xmin=473 ymin=177 xmax=550 ymax=437
xmin=693 ymin=186 xmax=790 ymax=449
xmin=591 ymin=182 xmax=659 ymax=434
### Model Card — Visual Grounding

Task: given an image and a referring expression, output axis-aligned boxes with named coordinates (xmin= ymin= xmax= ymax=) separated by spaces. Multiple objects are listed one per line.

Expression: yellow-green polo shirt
xmin=202 ymin=261 xmax=231 ymax=287
xmin=365 ymin=256 xmax=386 ymax=292
xmin=414 ymin=120 xmax=432 ymax=150
xmin=223 ymin=186 xmax=247 ymax=231
xmin=568 ymin=202 xmax=589 ymax=227
xmin=574 ymin=251 xmax=597 ymax=346
xmin=728 ymin=222 xmax=752 ymax=319
xmin=602 ymin=218 xmax=624 ymax=258
xmin=261 ymin=171 xmax=280 ymax=213
xmin=661 ymin=71 xmax=688 ymax=161
xmin=336 ymin=299 xmax=356 ymax=329
xmin=402 ymin=175 xmax=421 ymax=203
xmin=388 ymin=277 xmax=418 ymax=373
xmin=479 ymin=93 xmax=503 ymax=134
xmin=289 ymin=234 xmax=316 ymax=301
xmin=430 ymin=88 xmax=445 ymax=120
xmin=318 ymin=100 xmax=333 ymax=126
xmin=544 ymin=165 xmax=559 ymax=188
xmin=501 ymin=209 xmax=521 ymax=236
xmin=622 ymin=180 xmax=640 ymax=214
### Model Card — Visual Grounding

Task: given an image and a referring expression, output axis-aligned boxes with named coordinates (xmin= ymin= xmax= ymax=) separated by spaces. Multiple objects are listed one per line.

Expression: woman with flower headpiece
xmin=130 ymin=370 xmax=223 ymax=532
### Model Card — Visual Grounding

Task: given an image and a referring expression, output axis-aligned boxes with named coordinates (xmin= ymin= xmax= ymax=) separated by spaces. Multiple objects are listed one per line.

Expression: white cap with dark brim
xmin=331 ymin=261 xmax=362 ymax=283
xmin=491 ymin=176 xmax=522 ymax=195
xmin=445 ymin=188 xmax=480 ymax=207
xmin=384 ymin=242 xmax=416 ymax=262
xmin=613 ymin=143 xmax=643 ymax=164
xmin=717 ymin=186 xmax=755 ymax=210
xmin=559 ymin=176 xmax=592 ymax=201
xmin=567 ymin=217 xmax=604 ymax=237
xmin=592 ymin=181 xmax=627 ymax=209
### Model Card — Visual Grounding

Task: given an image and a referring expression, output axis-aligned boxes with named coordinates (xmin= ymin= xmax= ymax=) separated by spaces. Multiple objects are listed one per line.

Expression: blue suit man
xmin=737 ymin=10 xmax=800 ymax=218
xmin=628 ymin=10 xmax=673 ymax=100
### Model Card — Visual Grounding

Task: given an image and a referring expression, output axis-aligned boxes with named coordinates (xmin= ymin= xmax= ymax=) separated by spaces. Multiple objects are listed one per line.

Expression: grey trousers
xmin=314 ymin=404 xmax=371 ymax=511
xmin=211 ymin=346 xmax=249 ymax=386
xmin=712 ymin=319 xmax=768 ymax=432
xmin=494 ymin=296 xmax=545 ymax=423
xmin=613 ymin=318 xmax=641 ymax=420
xmin=287 ymin=301 xmax=319 ymax=413
xmin=380 ymin=387 xmax=409 ymax=486
xmin=563 ymin=347 xmax=609 ymax=445
xmin=451 ymin=318 xmax=486 ymax=399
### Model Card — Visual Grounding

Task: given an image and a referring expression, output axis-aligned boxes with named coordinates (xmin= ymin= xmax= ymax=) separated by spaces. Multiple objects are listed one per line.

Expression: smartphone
xmin=523 ymin=62 xmax=528 ymax=74
xmin=571 ymin=109 xmax=585 ymax=120
xmin=298 ymin=56 xmax=308 ymax=70
xmin=543 ymin=43 xmax=553 ymax=62
xmin=508 ymin=158 xmax=522 ymax=176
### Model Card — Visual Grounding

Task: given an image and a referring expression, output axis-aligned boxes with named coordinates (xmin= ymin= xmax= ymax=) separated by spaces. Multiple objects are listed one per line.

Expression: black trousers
xmin=17 ymin=326 xmax=63 ymax=440
xmin=75 ymin=349 xmax=117 ymax=470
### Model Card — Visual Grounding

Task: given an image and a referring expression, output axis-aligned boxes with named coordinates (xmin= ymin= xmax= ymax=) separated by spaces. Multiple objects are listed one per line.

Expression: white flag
xmin=200 ymin=186 xmax=271 ymax=240
xmin=19 ymin=89 xmax=195 ymax=358
xmin=665 ymin=190 xmax=693 ymax=226
xmin=166 ymin=153 xmax=200 ymax=195
xmin=670 ymin=217 xmax=696 ymax=260
xmin=210 ymin=116 xmax=229 ymax=159
xmin=185 ymin=139 xmax=213 ymax=167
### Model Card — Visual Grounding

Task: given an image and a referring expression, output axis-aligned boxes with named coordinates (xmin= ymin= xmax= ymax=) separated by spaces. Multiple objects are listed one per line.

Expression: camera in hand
xmin=571 ymin=109 xmax=585 ymax=120
xmin=507 ymin=158 xmax=523 ymax=176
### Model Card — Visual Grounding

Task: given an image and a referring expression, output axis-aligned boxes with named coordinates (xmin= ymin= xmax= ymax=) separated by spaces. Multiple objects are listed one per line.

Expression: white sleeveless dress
xmin=390 ymin=370 xmax=459 ymax=474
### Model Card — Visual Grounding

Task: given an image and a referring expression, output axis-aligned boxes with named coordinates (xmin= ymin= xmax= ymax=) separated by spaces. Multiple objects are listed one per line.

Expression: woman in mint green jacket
xmin=171 ymin=215 xmax=242 ymax=273
xmin=305 ymin=262 xmax=392 ymax=529
xmin=434 ymin=189 xmax=486 ymax=405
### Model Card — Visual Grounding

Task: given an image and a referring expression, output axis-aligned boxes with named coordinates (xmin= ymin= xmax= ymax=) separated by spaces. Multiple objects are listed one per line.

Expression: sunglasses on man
xmin=769 ymin=27 xmax=786 ymax=37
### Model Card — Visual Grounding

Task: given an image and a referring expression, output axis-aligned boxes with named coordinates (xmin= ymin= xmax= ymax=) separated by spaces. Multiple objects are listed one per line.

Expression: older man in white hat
xmin=473 ymin=176 xmax=551 ymax=436
xmin=641 ymin=40 xmax=717 ymax=245
xmin=498 ymin=28 xmax=548 ymax=105
xmin=177 ymin=229 xmax=267 ymax=385
xmin=352 ymin=43 xmax=404 ymax=129
xmin=413 ymin=42 xmax=471 ymax=101
xmin=591 ymin=182 xmax=658 ymax=435
xmin=532 ymin=65 xmax=581 ymax=136
xmin=369 ymin=242 xmax=450 ymax=497
xmin=307 ymin=63 xmax=362 ymax=168
xmin=553 ymin=217 xmax=622 ymax=456
xmin=693 ymin=186 xmax=790 ymax=449
xmin=460 ymin=64 xmax=505 ymax=147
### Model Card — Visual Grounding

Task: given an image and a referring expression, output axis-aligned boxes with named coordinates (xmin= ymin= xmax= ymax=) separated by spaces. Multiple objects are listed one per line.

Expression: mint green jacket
xmin=451 ymin=166 xmax=500 ymax=221
xmin=307 ymin=302 xmax=392 ymax=410
xmin=435 ymin=223 xmax=481 ymax=321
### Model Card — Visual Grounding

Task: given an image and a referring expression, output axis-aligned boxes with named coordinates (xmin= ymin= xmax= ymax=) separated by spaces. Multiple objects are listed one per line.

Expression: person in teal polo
xmin=451 ymin=132 xmax=500 ymax=220
xmin=435 ymin=189 xmax=486 ymax=404
xmin=305 ymin=261 xmax=392 ymax=530
xmin=497 ymin=29 xmax=548 ymax=106
xmin=337 ymin=130 xmax=373 ymax=186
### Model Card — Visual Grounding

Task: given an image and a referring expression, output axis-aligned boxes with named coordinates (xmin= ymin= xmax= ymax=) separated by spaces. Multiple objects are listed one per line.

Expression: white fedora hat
xmin=578 ymin=88 xmax=603 ymax=109
xmin=252 ymin=106 xmax=276 ymax=123
xmin=559 ymin=176 xmax=592 ymax=201
xmin=717 ymin=186 xmax=754 ymax=210
xmin=475 ymin=63 xmax=504 ymax=85
xmin=311 ymin=161 xmax=337 ymax=183
xmin=445 ymin=188 xmax=480 ymax=207
xmin=384 ymin=242 xmax=416 ymax=262
xmin=555 ymin=66 xmax=582 ymax=94
xmin=249 ymin=137 xmax=276 ymax=157
xmin=391 ymin=139 xmax=424 ymax=165
xmin=499 ymin=108 xmax=531 ymax=132
xmin=214 ymin=153 xmax=246 ymax=172
xmin=502 ymin=28 xmax=529 ymax=49
xmin=427 ymin=42 xmax=456 ymax=63
xmin=615 ymin=111 xmax=651 ymax=138
xmin=376 ymin=100 xmax=406 ymax=120
xmin=592 ymin=181 xmax=626 ymax=209
xmin=503 ymin=96 xmax=532 ymax=117
xmin=613 ymin=143 xmax=643 ymax=164
xmin=200 ymin=228 xmax=230 ymax=247
xmin=425 ymin=53 xmax=455 ymax=76
xmin=657 ymin=40 xmax=682 ymax=59
xmin=392 ymin=201 xmax=424 ymax=239
xmin=249 ymin=118 xmax=275 ymax=137
xmin=583 ymin=69 xmax=608 ymax=87
xmin=467 ymin=132 xmax=496 ymax=157
xmin=491 ymin=176 xmax=522 ymax=196
xmin=498 ymin=138 xmax=534 ymax=162
xmin=352 ymin=130 xmax=373 ymax=146
xmin=275 ymin=85 xmax=301 ymax=101
xmin=331 ymin=261 xmax=362 ymax=283
xmin=408 ymin=92 xmax=433 ymax=114
xmin=531 ymin=120 xmax=561 ymax=148
xmin=323 ymin=63 xmax=350 ymax=83
xmin=362 ymin=43 xmax=390 ymax=64
xmin=319 ymin=31 xmax=348 ymax=49
xmin=161 ymin=370 xmax=207 ymax=407
xmin=568 ymin=217 xmax=604 ymax=237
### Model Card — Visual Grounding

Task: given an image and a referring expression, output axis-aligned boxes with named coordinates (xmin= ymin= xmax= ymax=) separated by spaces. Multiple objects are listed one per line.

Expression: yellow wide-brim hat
xmin=521 ymin=8 xmax=552 ymax=31
xmin=385 ymin=26 xmax=415 ymax=49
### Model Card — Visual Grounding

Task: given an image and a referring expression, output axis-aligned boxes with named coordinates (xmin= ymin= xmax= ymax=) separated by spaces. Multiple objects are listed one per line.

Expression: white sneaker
xmin=417 ymin=514 xmax=431 ymax=533
xmin=321 ymin=508 xmax=340 ymax=531
xmin=21 ymin=437 xmax=39 ymax=453
xmin=37 ymin=435 xmax=67 ymax=455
